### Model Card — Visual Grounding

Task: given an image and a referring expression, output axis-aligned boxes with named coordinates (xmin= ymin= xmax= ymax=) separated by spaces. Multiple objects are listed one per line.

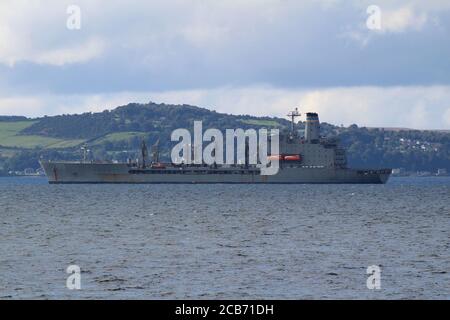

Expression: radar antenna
xmin=287 ymin=108 xmax=301 ymax=134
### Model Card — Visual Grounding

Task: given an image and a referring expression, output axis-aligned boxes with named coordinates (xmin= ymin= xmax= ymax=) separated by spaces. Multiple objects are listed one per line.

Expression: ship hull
xmin=40 ymin=161 xmax=391 ymax=184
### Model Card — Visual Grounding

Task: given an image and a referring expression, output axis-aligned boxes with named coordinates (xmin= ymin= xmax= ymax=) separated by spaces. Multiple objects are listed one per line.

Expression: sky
xmin=0 ymin=0 xmax=450 ymax=129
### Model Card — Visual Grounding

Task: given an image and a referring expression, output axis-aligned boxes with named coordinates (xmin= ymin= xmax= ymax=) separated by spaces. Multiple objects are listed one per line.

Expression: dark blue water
xmin=1 ymin=177 xmax=449 ymax=299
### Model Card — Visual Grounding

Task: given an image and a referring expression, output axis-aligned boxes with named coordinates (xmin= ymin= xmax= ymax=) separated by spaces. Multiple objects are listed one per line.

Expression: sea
xmin=0 ymin=176 xmax=449 ymax=299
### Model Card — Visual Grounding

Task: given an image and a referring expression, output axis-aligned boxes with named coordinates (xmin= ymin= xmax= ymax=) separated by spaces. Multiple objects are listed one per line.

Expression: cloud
xmin=2 ymin=85 xmax=450 ymax=130
xmin=444 ymin=108 xmax=450 ymax=127
xmin=0 ymin=0 xmax=105 ymax=66
xmin=340 ymin=1 xmax=450 ymax=47
xmin=381 ymin=6 xmax=428 ymax=33
xmin=0 ymin=97 xmax=43 ymax=115
xmin=0 ymin=0 xmax=449 ymax=130
xmin=293 ymin=86 xmax=450 ymax=129
xmin=150 ymin=85 xmax=450 ymax=130
xmin=32 ymin=38 xmax=105 ymax=66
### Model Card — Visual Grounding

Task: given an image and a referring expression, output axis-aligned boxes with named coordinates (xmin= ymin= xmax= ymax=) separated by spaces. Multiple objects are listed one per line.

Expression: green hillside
xmin=0 ymin=121 xmax=35 ymax=140
xmin=239 ymin=119 xmax=280 ymax=127
xmin=0 ymin=120 xmax=84 ymax=149
xmin=0 ymin=102 xmax=449 ymax=174
xmin=91 ymin=132 xmax=149 ymax=145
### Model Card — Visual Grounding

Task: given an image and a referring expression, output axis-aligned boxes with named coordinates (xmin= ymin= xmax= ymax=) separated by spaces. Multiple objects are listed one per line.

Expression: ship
xmin=40 ymin=109 xmax=391 ymax=184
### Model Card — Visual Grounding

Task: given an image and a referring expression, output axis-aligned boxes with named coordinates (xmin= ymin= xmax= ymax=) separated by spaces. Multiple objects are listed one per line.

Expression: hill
xmin=0 ymin=102 xmax=449 ymax=174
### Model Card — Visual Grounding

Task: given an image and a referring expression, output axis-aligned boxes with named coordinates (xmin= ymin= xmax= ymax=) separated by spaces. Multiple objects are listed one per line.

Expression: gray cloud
xmin=1 ymin=0 xmax=450 ymax=95
xmin=0 ymin=0 xmax=449 ymax=129
xmin=1 ymin=85 xmax=450 ymax=129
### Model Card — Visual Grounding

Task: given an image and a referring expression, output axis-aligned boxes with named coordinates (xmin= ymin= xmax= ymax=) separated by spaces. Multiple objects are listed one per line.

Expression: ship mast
xmin=151 ymin=138 xmax=160 ymax=164
xmin=80 ymin=144 xmax=90 ymax=163
xmin=141 ymin=139 xmax=149 ymax=168
xmin=287 ymin=107 xmax=301 ymax=134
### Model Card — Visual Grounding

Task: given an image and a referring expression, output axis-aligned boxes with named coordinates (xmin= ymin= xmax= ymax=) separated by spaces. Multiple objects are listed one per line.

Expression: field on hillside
xmin=0 ymin=121 xmax=35 ymax=139
xmin=239 ymin=119 xmax=280 ymax=127
xmin=0 ymin=121 xmax=84 ymax=149
xmin=91 ymin=132 xmax=148 ymax=145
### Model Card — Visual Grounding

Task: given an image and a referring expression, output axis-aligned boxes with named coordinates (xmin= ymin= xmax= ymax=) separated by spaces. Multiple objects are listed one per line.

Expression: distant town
xmin=391 ymin=168 xmax=448 ymax=177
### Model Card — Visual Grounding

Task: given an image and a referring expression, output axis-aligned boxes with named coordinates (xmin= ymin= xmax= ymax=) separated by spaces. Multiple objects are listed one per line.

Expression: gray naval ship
xmin=40 ymin=109 xmax=391 ymax=184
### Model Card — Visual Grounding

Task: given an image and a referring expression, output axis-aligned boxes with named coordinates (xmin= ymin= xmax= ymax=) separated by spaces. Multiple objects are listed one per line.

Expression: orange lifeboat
xmin=284 ymin=154 xmax=301 ymax=161
xmin=267 ymin=155 xmax=284 ymax=161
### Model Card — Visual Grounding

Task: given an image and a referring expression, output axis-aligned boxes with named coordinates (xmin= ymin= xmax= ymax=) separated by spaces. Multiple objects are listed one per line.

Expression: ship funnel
xmin=305 ymin=112 xmax=320 ymax=143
